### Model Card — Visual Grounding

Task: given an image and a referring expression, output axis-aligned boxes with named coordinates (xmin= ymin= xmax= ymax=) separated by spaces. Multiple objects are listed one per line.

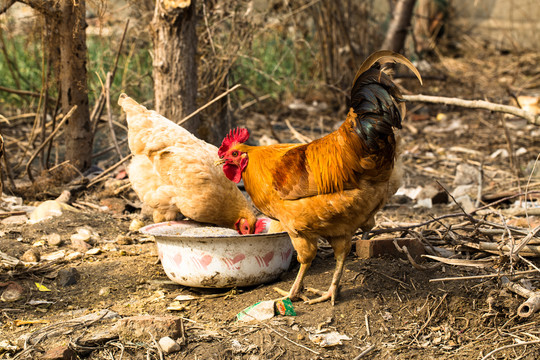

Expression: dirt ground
xmin=1 ymin=51 xmax=540 ymax=359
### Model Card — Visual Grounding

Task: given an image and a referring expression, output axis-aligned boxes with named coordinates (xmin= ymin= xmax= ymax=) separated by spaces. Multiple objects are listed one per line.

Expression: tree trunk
xmin=381 ymin=0 xmax=417 ymax=52
xmin=151 ymin=0 xmax=198 ymax=134
xmin=58 ymin=0 xmax=92 ymax=171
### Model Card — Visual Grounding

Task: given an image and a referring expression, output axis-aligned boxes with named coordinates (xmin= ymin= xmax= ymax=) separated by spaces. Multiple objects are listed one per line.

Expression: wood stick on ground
xmin=412 ymin=293 xmax=447 ymax=344
xmin=429 ymin=269 xmax=538 ymax=282
xmin=501 ymin=276 xmax=540 ymax=318
xmin=352 ymin=344 xmax=376 ymax=360
xmin=25 ymin=105 xmax=77 ymax=182
xmin=86 ymin=153 xmax=133 ymax=188
xmin=511 ymin=225 xmax=540 ymax=259
xmin=403 ymin=94 xmax=540 ymax=125
xmin=480 ymin=339 xmax=540 ymax=360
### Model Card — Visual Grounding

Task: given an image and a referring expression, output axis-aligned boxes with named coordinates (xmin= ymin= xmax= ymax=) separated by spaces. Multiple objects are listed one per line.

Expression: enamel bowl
xmin=140 ymin=220 xmax=293 ymax=288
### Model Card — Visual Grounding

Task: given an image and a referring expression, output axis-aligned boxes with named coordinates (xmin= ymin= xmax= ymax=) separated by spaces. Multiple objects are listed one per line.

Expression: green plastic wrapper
xmin=237 ymin=298 xmax=296 ymax=322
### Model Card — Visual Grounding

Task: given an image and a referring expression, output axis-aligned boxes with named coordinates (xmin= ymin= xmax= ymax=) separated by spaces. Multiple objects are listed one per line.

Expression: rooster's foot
xmin=273 ymin=286 xmax=310 ymax=302
xmin=305 ymin=286 xmax=338 ymax=305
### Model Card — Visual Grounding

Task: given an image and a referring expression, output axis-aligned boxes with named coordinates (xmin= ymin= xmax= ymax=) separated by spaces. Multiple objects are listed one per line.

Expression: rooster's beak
xmin=214 ymin=159 xmax=226 ymax=166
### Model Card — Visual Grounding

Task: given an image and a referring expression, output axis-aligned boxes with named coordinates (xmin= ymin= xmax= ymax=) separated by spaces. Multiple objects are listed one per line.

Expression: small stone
xmin=454 ymin=195 xmax=476 ymax=213
xmin=453 ymin=164 xmax=481 ymax=186
xmin=115 ymin=235 xmax=132 ymax=245
xmin=56 ymin=268 xmax=80 ymax=287
xmin=65 ymin=252 xmax=83 ymax=261
xmin=70 ymin=238 xmax=92 ymax=252
xmin=100 ymin=197 xmax=127 ymax=215
xmin=1 ymin=282 xmax=25 ymax=302
xmin=129 ymin=219 xmax=145 ymax=232
xmin=158 ymin=336 xmax=181 ymax=354
xmin=297 ymin=333 xmax=305 ymax=341
xmin=1 ymin=215 xmax=28 ymax=225
xmin=21 ymin=248 xmax=40 ymax=263
xmin=292 ymin=324 xmax=300 ymax=331
xmin=47 ymin=234 xmax=63 ymax=247
xmin=41 ymin=345 xmax=77 ymax=360
xmin=41 ymin=250 xmax=66 ymax=261
xmin=85 ymin=248 xmax=101 ymax=255
xmin=99 ymin=287 xmax=111 ymax=296
xmin=71 ymin=232 xmax=91 ymax=243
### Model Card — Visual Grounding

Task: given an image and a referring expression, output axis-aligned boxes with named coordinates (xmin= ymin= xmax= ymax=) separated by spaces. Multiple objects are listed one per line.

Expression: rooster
xmin=118 ymin=94 xmax=266 ymax=234
xmin=217 ymin=51 xmax=422 ymax=304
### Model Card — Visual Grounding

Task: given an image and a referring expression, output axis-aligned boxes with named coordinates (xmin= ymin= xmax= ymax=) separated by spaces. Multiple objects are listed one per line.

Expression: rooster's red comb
xmin=218 ymin=128 xmax=250 ymax=157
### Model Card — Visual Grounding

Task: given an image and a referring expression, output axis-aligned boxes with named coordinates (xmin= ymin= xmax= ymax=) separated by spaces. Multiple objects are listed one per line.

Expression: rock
xmin=453 ymin=164 xmax=480 ymax=186
xmin=99 ymin=287 xmax=111 ymax=296
xmin=1 ymin=215 xmax=28 ymax=225
xmin=85 ymin=248 xmax=101 ymax=255
xmin=46 ymin=234 xmax=63 ymax=247
xmin=70 ymin=238 xmax=92 ymax=252
xmin=21 ymin=248 xmax=40 ymax=263
xmin=452 ymin=184 xmax=477 ymax=199
xmin=41 ymin=345 xmax=77 ymax=360
xmin=41 ymin=250 xmax=66 ymax=261
xmin=1 ymin=282 xmax=25 ymax=302
xmin=454 ymin=195 xmax=476 ymax=213
xmin=129 ymin=219 xmax=145 ymax=232
xmin=65 ymin=252 xmax=83 ymax=261
xmin=115 ymin=235 xmax=132 ymax=245
xmin=418 ymin=184 xmax=448 ymax=204
xmin=115 ymin=315 xmax=184 ymax=341
xmin=29 ymin=200 xmax=74 ymax=223
xmin=158 ymin=336 xmax=181 ymax=354
xmin=100 ymin=197 xmax=127 ymax=215
xmin=56 ymin=268 xmax=80 ymax=287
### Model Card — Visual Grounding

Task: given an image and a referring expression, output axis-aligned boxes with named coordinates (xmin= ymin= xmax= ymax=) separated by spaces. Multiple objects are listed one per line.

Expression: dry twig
xmin=403 ymin=94 xmax=540 ymax=125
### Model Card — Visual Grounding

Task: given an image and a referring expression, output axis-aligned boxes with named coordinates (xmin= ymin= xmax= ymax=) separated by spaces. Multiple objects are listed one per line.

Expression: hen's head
xmin=218 ymin=128 xmax=250 ymax=183
xmin=234 ymin=217 xmax=269 ymax=235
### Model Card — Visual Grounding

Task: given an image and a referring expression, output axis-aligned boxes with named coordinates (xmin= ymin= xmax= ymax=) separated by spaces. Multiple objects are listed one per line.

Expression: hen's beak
xmin=214 ymin=158 xmax=226 ymax=166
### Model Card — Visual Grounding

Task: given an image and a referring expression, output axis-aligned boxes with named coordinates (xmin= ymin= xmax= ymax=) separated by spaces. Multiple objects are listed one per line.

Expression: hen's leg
xmin=306 ymin=235 xmax=352 ymax=305
xmin=274 ymin=234 xmax=317 ymax=302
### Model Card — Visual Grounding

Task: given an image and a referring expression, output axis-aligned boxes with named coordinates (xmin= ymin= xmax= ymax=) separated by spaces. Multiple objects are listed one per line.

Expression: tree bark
xmin=381 ymin=0 xmax=417 ymax=52
xmin=151 ymin=0 xmax=199 ymax=134
xmin=58 ymin=0 xmax=92 ymax=171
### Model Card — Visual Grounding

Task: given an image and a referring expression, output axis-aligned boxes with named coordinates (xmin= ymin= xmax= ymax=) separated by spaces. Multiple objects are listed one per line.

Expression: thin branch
xmin=90 ymin=20 xmax=130 ymax=132
xmin=0 ymin=0 xmax=15 ymax=15
xmin=403 ymin=94 xmax=540 ymax=125
xmin=429 ymin=269 xmax=538 ymax=282
xmin=86 ymin=154 xmax=133 ymax=188
xmin=480 ymin=340 xmax=540 ymax=360
xmin=25 ymin=105 xmax=77 ymax=182
xmin=105 ymin=72 xmax=123 ymax=161
xmin=177 ymin=84 xmax=242 ymax=126
xmin=0 ymin=85 xmax=42 ymax=99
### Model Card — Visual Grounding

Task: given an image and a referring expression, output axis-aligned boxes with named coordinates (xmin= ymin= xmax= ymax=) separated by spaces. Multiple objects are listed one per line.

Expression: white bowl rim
xmin=139 ymin=220 xmax=288 ymax=240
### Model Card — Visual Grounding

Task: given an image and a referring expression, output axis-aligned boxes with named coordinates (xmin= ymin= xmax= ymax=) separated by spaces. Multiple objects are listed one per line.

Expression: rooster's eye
xmin=232 ymin=151 xmax=239 ymax=157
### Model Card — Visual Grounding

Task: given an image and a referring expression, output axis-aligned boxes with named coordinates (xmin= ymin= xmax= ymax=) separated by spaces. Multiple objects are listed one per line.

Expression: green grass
xmin=0 ymin=33 xmax=153 ymax=111
xmin=0 ymin=29 xmax=316 ymax=114
xmin=232 ymin=33 xmax=319 ymax=102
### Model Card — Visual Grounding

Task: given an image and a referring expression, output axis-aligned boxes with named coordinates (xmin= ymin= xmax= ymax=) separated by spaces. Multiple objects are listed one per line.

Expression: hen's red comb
xmin=218 ymin=128 xmax=250 ymax=157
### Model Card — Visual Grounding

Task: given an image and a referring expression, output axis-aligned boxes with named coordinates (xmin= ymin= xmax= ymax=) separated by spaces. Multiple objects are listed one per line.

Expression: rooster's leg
xmin=305 ymin=235 xmax=351 ymax=305
xmin=274 ymin=262 xmax=311 ymax=302
xmin=274 ymin=234 xmax=317 ymax=302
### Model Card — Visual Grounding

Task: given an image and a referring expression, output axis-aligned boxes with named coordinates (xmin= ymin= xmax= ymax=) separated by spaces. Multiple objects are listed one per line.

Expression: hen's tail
xmin=349 ymin=51 xmax=422 ymax=152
